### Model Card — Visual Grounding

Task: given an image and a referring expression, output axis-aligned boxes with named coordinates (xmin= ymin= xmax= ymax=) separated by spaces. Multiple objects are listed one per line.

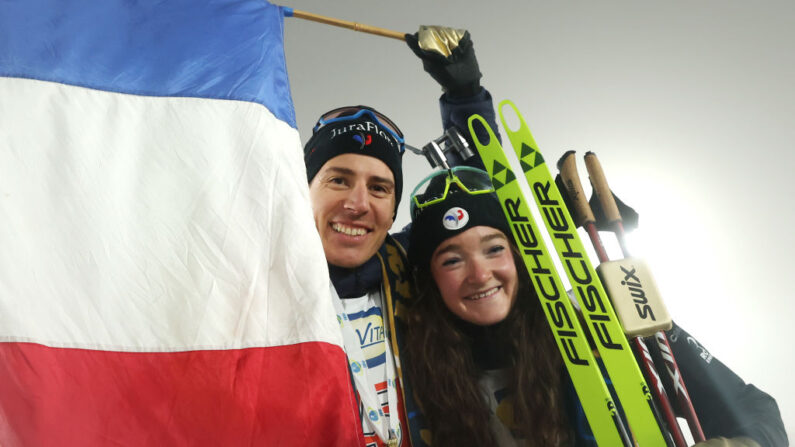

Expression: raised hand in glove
xmin=405 ymin=25 xmax=482 ymax=98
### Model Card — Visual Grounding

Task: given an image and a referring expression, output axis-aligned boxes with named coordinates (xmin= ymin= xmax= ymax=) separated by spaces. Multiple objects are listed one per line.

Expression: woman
xmin=403 ymin=167 xmax=786 ymax=447
xmin=405 ymin=166 xmax=572 ymax=446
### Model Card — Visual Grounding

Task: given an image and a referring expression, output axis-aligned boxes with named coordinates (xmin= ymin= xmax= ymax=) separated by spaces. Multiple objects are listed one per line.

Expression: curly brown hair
xmin=404 ymin=244 xmax=573 ymax=446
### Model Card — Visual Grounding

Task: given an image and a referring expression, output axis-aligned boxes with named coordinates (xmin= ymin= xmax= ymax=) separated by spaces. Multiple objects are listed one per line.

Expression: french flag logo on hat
xmin=443 ymin=207 xmax=469 ymax=230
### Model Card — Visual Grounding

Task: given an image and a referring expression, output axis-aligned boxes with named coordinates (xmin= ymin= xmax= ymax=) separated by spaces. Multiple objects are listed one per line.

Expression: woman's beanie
xmin=408 ymin=188 xmax=511 ymax=270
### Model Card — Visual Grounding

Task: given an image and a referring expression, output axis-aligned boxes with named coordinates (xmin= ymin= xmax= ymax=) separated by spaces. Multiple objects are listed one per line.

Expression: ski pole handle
xmin=557 ymin=150 xmax=614 ymax=283
xmin=286 ymin=8 xmax=406 ymax=41
xmin=557 ymin=150 xmax=595 ymax=228
xmin=584 ymin=151 xmax=622 ymax=226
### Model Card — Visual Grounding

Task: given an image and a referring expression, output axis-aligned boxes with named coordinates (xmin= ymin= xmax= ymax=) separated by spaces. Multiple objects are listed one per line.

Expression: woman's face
xmin=430 ymin=226 xmax=518 ymax=326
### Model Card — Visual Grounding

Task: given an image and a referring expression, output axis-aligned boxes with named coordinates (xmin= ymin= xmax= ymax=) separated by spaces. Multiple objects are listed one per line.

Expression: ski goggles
xmin=312 ymin=106 xmax=405 ymax=153
xmin=410 ymin=166 xmax=495 ymax=219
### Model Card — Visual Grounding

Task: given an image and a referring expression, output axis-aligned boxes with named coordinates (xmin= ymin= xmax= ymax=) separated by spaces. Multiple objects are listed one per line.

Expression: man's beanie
xmin=408 ymin=187 xmax=511 ymax=270
xmin=304 ymin=106 xmax=404 ymax=213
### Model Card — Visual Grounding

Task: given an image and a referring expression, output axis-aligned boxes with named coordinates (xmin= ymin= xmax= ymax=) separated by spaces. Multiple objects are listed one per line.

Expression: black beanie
xmin=304 ymin=107 xmax=404 ymax=213
xmin=408 ymin=188 xmax=511 ymax=270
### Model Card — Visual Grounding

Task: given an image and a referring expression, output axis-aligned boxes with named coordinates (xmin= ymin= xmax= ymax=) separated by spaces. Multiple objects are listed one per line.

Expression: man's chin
xmin=325 ymin=249 xmax=377 ymax=269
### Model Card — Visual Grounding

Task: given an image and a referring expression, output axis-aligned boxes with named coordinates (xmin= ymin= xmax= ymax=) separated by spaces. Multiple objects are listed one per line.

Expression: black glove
xmin=405 ymin=25 xmax=482 ymax=98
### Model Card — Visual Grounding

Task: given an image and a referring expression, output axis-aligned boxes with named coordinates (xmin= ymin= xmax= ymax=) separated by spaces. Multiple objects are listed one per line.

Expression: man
xmin=302 ymin=26 xmax=494 ymax=447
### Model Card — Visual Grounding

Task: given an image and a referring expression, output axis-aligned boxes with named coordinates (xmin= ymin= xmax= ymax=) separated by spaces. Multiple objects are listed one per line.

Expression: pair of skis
xmin=466 ymin=100 xmax=703 ymax=445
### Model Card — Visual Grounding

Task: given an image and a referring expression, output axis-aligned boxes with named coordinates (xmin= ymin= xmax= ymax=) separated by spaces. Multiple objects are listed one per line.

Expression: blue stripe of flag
xmin=0 ymin=0 xmax=295 ymax=128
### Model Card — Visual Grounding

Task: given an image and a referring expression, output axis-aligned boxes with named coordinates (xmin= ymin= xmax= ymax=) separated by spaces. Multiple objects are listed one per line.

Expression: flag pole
xmin=285 ymin=8 xmax=406 ymax=41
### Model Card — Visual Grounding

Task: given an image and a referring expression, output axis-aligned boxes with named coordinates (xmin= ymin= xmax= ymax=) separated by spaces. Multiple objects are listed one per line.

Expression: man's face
xmin=308 ymin=153 xmax=396 ymax=268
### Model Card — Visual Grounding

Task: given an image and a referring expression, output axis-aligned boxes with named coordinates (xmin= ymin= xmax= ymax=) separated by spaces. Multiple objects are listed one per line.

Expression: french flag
xmin=0 ymin=1 xmax=362 ymax=445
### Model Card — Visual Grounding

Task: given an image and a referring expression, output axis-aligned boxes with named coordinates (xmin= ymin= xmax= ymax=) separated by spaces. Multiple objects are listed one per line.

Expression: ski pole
xmin=283 ymin=7 xmax=406 ymax=41
xmin=558 ymin=151 xmax=687 ymax=447
xmin=583 ymin=151 xmax=706 ymax=444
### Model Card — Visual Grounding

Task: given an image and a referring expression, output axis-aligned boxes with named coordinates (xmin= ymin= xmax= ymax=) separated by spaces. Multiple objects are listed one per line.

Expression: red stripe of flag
xmin=0 ymin=342 xmax=363 ymax=446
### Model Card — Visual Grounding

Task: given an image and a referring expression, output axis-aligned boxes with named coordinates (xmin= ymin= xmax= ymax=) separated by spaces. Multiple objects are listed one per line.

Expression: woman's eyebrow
xmin=481 ymin=233 xmax=507 ymax=243
xmin=434 ymin=244 xmax=461 ymax=257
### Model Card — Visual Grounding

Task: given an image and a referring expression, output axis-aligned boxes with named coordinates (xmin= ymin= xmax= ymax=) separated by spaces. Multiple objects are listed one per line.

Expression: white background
xmin=281 ymin=0 xmax=794 ymax=437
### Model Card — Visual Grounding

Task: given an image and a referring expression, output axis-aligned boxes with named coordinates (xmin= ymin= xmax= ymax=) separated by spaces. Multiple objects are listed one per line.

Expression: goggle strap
xmin=314 ymin=108 xmax=404 ymax=142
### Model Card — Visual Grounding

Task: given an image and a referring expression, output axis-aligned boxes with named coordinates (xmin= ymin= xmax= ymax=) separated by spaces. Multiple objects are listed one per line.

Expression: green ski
xmin=467 ymin=114 xmax=631 ymax=446
xmin=495 ymin=99 xmax=667 ymax=446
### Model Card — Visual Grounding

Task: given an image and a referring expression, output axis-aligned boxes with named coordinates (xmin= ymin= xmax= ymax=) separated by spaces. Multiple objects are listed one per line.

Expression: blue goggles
xmin=312 ymin=106 xmax=405 ymax=153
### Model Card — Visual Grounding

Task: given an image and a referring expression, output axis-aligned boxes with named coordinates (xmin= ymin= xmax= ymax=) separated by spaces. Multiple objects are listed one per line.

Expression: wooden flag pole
xmin=287 ymin=8 xmax=406 ymax=41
